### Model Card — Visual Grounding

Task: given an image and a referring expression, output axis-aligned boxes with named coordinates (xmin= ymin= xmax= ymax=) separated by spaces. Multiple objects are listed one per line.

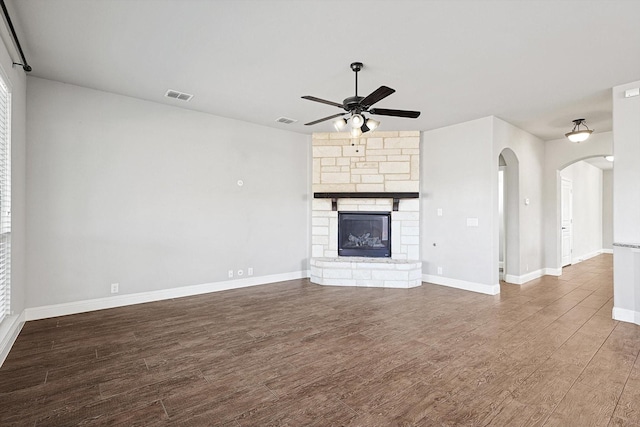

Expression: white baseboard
xmin=572 ymin=249 xmax=610 ymax=265
xmin=542 ymin=249 xmax=612 ymax=272
xmin=25 ymin=270 xmax=310 ymax=322
xmin=423 ymin=274 xmax=500 ymax=295
xmin=0 ymin=312 xmax=26 ymax=367
xmin=612 ymin=306 xmax=640 ymax=326
xmin=543 ymin=267 xmax=562 ymax=276
xmin=504 ymin=269 xmax=544 ymax=285
xmin=543 ymin=250 xmax=612 ymax=277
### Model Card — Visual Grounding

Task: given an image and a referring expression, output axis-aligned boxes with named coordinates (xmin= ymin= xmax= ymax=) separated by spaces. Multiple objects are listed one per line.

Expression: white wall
xmin=612 ymin=80 xmax=640 ymax=326
xmin=560 ymin=161 xmax=603 ymax=262
xmin=493 ymin=117 xmax=545 ymax=283
xmin=26 ymin=77 xmax=310 ymax=308
xmin=421 ymin=116 xmax=545 ymax=293
xmin=543 ymin=131 xmax=613 ymax=273
xmin=602 ymin=169 xmax=613 ymax=250
xmin=421 ymin=117 xmax=498 ymax=294
xmin=613 ymin=83 xmax=640 ymax=242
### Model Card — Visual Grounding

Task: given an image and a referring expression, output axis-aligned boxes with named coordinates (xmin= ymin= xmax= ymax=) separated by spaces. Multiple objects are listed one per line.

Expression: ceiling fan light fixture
xmin=350 ymin=127 xmax=362 ymax=138
xmin=333 ymin=117 xmax=347 ymax=131
xmin=565 ymin=118 xmax=593 ymax=143
xmin=366 ymin=118 xmax=380 ymax=131
xmin=351 ymin=114 xmax=364 ymax=128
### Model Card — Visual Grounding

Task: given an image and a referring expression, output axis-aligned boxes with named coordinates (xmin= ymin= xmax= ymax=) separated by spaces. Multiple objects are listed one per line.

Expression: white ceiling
xmin=583 ymin=156 xmax=613 ymax=171
xmin=8 ymin=0 xmax=640 ymax=140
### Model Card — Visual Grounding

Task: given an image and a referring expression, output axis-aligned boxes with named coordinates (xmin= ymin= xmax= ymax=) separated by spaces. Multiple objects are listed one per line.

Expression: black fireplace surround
xmin=338 ymin=211 xmax=391 ymax=257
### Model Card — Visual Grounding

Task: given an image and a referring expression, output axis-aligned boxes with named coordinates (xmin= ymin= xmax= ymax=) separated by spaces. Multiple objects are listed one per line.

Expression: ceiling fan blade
xmin=304 ymin=113 xmax=347 ymax=126
xmin=301 ymin=96 xmax=344 ymax=109
xmin=369 ymin=108 xmax=421 ymax=119
xmin=360 ymin=86 xmax=395 ymax=107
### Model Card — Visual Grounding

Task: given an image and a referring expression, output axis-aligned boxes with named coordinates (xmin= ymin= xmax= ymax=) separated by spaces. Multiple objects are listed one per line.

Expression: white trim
xmin=0 ymin=311 xmax=24 ymax=366
xmin=612 ymin=306 xmax=640 ymax=326
xmin=25 ymin=271 xmax=309 ymax=321
xmin=543 ymin=250 xmax=610 ymax=278
xmin=504 ymin=269 xmax=544 ymax=285
xmin=543 ymin=267 xmax=562 ymax=276
xmin=423 ymin=274 xmax=500 ymax=295
xmin=571 ymin=249 xmax=606 ymax=265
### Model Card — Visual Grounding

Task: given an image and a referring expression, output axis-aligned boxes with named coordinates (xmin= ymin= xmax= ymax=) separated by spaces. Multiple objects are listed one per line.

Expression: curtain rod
xmin=0 ymin=0 xmax=31 ymax=72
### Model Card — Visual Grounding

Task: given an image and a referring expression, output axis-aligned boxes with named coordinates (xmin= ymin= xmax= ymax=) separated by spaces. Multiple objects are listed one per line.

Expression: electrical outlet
xmin=248 ymin=267 xmax=253 ymax=276
xmin=111 ymin=283 xmax=119 ymax=294
xmin=237 ymin=269 xmax=244 ymax=277
xmin=228 ymin=270 xmax=234 ymax=278
xmin=437 ymin=267 xmax=443 ymax=275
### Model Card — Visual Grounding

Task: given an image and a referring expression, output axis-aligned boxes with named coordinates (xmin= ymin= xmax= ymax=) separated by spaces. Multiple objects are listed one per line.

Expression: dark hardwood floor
xmin=2 ymin=254 xmax=639 ymax=426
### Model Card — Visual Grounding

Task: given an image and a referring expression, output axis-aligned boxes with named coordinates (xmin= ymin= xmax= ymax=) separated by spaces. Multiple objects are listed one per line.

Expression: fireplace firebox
xmin=338 ymin=212 xmax=391 ymax=257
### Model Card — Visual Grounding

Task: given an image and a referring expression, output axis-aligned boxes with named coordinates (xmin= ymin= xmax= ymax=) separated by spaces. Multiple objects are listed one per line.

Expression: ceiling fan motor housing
xmin=343 ymin=96 xmax=364 ymax=113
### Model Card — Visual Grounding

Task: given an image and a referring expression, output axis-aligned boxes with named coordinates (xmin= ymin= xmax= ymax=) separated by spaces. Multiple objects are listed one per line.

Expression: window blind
xmin=0 ymin=74 xmax=10 ymax=324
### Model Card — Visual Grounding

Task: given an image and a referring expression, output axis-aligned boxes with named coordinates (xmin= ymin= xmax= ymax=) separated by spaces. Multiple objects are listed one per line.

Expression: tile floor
xmin=1 ymin=254 xmax=639 ymax=426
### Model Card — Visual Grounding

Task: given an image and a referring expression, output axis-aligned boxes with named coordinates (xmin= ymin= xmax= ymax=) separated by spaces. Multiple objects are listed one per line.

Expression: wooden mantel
xmin=313 ymin=192 xmax=420 ymax=211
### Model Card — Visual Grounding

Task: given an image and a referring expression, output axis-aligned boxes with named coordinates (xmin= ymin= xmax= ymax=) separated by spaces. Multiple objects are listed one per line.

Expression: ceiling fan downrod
xmin=351 ymin=62 xmax=363 ymax=97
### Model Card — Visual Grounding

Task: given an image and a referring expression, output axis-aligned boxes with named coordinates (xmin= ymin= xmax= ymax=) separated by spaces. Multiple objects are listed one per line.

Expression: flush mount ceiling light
xmin=565 ymin=119 xmax=593 ymax=143
xmin=302 ymin=62 xmax=421 ymax=137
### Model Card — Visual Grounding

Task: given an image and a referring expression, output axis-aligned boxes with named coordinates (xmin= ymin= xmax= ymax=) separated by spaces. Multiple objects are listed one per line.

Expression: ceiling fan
xmin=302 ymin=62 xmax=420 ymax=137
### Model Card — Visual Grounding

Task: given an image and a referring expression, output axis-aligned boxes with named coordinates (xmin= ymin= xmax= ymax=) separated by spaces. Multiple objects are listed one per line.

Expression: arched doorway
xmin=558 ymin=155 xmax=613 ymax=268
xmin=499 ymin=148 xmax=520 ymax=283
xmin=542 ymin=131 xmax=612 ymax=275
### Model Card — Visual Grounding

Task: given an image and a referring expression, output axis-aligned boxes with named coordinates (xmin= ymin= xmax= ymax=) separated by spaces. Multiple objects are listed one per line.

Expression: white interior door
xmin=561 ymin=178 xmax=573 ymax=267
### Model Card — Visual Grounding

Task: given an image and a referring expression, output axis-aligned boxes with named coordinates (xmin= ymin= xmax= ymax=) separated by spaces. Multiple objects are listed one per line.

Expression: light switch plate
xmin=625 ymin=88 xmax=639 ymax=98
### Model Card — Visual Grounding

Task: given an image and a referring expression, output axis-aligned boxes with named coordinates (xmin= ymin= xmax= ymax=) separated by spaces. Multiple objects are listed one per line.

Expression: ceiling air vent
xmin=165 ymin=89 xmax=194 ymax=102
xmin=276 ymin=117 xmax=298 ymax=124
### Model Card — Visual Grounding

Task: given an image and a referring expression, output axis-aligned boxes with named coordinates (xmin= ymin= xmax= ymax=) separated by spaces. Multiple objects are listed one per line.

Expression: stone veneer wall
xmin=312 ymin=131 xmax=420 ymax=193
xmin=311 ymin=131 xmax=421 ymax=262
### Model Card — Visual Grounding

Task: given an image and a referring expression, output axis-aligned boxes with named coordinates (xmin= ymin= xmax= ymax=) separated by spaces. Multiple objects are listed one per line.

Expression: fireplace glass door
xmin=338 ymin=212 xmax=391 ymax=257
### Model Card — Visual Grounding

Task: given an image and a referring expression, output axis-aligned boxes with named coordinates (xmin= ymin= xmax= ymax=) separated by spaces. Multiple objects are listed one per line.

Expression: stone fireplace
xmin=310 ymin=131 xmax=422 ymax=288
